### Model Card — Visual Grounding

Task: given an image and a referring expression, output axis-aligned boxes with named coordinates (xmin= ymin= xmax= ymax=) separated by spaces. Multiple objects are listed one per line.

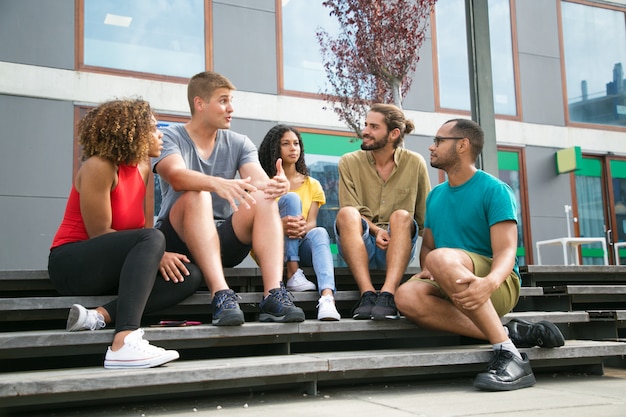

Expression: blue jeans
xmin=334 ymin=217 xmax=419 ymax=270
xmin=279 ymin=192 xmax=336 ymax=294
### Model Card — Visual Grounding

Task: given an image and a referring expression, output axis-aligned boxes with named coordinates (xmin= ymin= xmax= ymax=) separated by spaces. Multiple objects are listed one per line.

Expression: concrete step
xmin=0 ymin=311 xmax=589 ymax=360
xmin=2 ymin=340 xmax=624 ymax=409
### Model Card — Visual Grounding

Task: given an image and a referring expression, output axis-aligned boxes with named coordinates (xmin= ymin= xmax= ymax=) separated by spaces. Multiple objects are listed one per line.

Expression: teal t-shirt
xmin=425 ymin=170 xmax=520 ymax=278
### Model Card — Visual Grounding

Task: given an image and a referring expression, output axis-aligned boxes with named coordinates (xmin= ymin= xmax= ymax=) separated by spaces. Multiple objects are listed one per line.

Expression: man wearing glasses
xmin=335 ymin=103 xmax=431 ymax=321
xmin=396 ymin=118 xmax=564 ymax=391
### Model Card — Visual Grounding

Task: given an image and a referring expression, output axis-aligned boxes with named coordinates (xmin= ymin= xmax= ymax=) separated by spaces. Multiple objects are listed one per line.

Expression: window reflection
xmin=281 ymin=0 xmax=340 ymax=93
xmin=562 ymin=2 xmax=626 ymax=127
xmin=435 ymin=0 xmax=517 ymax=115
xmin=83 ymin=0 xmax=205 ymax=78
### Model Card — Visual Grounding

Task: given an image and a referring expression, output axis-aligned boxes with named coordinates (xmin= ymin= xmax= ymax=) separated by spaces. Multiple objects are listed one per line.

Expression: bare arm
xmin=240 ymin=158 xmax=290 ymax=199
xmin=415 ymin=228 xmax=435 ymax=279
xmin=155 ymin=153 xmax=256 ymax=211
xmin=75 ymin=157 xmax=117 ymax=238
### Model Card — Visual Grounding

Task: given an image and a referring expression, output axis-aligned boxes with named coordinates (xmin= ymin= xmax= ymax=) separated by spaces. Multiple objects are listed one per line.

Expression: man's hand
xmin=451 ymin=275 xmax=496 ymax=311
xmin=375 ymin=228 xmax=390 ymax=250
xmin=159 ymin=251 xmax=192 ymax=283
xmin=264 ymin=158 xmax=290 ymax=199
xmin=282 ymin=215 xmax=306 ymax=239
xmin=213 ymin=176 xmax=257 ymax=211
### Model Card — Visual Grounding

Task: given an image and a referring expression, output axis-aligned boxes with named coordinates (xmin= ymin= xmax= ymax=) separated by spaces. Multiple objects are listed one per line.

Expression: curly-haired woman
xmin=48 ymin=99 xmax=202 ymax=368
xmin=258 ymin=125 xmax=340 ymax=320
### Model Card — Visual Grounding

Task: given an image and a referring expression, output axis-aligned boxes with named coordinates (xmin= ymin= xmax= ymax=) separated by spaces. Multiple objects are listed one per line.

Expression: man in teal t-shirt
xmin=396 ymin=118 xmax=564 ymax=392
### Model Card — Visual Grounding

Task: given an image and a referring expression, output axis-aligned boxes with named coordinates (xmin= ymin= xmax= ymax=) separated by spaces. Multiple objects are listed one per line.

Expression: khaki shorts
xmin=407 ymin=251 xmax=520 ymax=316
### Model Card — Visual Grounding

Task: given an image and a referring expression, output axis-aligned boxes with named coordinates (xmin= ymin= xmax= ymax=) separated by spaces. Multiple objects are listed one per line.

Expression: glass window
xmin=82 ymin=0 xmax=205 ymax=78
xmin=562 ymin=2 xmax=626 ymax=127
xmin=281 ymin=0 xmax=341 ymax=93
xmin=300 ymin=131 xmax=360 ymax=266
xmin=435 ymin=0 xmax=517 ymax=115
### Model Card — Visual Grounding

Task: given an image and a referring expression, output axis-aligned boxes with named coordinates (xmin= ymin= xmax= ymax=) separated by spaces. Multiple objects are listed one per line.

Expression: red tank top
xmin=51 ymin=164 xmax=146 ymax=249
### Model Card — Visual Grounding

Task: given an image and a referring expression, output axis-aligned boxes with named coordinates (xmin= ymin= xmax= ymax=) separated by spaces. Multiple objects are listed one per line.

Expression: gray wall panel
xmin=518 ymin=54 xmax=565 ymax=126
xmin=0 ymin=196 xmax=65 ymax=270
xmin=515 ymin=0 xmax=565 ymax=126
xmin=404 ymin=38 xmax=436 ymax=112
xmin=0 ymin=0 xmax=74 ymax=69
xmin=515 ymin=0 xmax=560 ymax=58
xmin=212 ymin=2 xmax=277 ymax=94
xmin=0 ymin=95 xmax=75 ymax=197
xmin=525 ymin=146 xmax=573 ymax=264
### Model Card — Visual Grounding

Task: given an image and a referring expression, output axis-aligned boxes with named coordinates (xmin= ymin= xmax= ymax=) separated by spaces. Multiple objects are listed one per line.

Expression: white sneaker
xmin=317 ymin=294 xmax=341 ymax=321
xmin=286 ymin=269 xmax=317 ymax=292
xmin=66 ymin=304 xmax=106 ymax=331
xmin=104 ymin=329 xmax=179 ymax=369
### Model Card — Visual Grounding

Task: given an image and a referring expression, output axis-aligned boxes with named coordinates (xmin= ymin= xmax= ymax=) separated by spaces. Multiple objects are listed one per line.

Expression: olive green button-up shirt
xmin=338 ymin=147 xmax=431 ymax=236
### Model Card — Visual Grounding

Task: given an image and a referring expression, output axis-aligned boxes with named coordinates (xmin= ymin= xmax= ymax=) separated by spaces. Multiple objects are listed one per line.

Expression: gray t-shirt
xmin=151 ymin=124 xmax=259 ymax=227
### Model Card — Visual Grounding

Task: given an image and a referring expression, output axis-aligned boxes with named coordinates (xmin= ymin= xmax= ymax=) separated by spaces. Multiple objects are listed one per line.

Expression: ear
xmin=193 ymin=96 xmax=204 ymax=112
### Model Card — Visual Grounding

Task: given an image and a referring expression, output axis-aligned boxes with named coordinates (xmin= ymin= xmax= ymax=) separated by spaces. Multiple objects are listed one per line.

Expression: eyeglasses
xmin=432 ymin=136 xmax=465 ymax=147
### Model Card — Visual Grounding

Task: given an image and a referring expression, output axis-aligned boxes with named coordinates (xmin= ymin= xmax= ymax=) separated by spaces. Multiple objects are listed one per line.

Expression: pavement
xmin=7 ymin=367 xmax=626 ymax=417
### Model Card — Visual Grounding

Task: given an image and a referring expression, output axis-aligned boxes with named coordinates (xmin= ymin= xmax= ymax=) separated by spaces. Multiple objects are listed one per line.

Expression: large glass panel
xmin=83 ymin=0 xmax=205 ymax=78
xmin=498 ymin=150 xmax=526 ymax=265
xmin=575 ymin=158 xmax=608 ymax=265
xmin=610 ymin=159 xmax=626 ymax=263
xmin=435 ymin=0 xmax=517 ymax=115
xmin=281 ymin=0 xmax=340 ymax=93
xmin=300 ymin=131 xmax=360 ymax=266
xmin=562 ymin=2 xmax=626 ymax=127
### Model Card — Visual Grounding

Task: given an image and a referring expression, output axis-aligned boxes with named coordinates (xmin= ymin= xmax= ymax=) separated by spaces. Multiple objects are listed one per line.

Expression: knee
xmin=389 ymin=210 xmax=412 ymax=227
xmin=335 ymin=206 xmax=361 ymax=229
xmin=142 ymin=228 xmax=166 ymax=253
xmin=279 ymin=192 xmax=301 ymax=216
xmin=396 ymin=281 xmax=429 ymax=318
xmin=177 ymin=191 xmax=214 ymax=212
xmin=308 ymin=227 xmax=330 ymax=245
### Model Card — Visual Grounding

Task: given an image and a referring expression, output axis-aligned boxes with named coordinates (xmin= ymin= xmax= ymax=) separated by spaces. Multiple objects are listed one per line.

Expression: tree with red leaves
xmin=317 ymin=0 xmax=437 ymax=138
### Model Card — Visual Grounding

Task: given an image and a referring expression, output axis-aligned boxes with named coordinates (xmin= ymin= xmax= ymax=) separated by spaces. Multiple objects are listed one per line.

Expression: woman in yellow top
xmin=258 ymin=125 xmax=340 ymax=320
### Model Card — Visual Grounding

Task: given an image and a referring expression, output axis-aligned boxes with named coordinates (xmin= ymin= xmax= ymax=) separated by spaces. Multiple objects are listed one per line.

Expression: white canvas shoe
xmin=286 ymin=268 xmax=317 ymax=292
xmin=317 ymin=294 xmax=341 ymax=321
xmin=104 ymin=329 xmax=179 ymax=369
xmin=66 ymin=304 xmax=106 ymax=331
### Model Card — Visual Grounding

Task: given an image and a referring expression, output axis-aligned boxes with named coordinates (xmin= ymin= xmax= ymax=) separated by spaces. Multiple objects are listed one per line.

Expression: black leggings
xmin=48 ymin=229 xmax=203 ymax=333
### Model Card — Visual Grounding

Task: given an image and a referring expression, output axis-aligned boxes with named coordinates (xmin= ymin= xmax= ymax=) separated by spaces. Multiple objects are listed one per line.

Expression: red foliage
xmin=317 ymin=0 xmax=437 ymax=138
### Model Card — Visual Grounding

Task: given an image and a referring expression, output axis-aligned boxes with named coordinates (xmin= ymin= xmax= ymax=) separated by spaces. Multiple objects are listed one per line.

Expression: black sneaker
xmin=259 ymin=282 xmax=305 ymax=323
xmin=211 ymin=289 xmax=245 ymax=326
xmin=352 ymin=291 xmax=378 ymax=320
xmin=371 ymin=291 xmax=400 ymax=320
xmin=473 ymin=349 xmax=536 ymax=391
xmin=505 ymin=318 xmax=565 ymax=348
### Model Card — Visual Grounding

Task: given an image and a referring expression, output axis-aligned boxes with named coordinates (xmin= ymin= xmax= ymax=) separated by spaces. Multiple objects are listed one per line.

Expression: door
xmin=573 ymin=155 xmax=626 ymax=265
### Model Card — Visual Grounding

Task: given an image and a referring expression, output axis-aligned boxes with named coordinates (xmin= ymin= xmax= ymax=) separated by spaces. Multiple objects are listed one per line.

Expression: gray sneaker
xmin=259 ymin=282 xmax=305 ymax=323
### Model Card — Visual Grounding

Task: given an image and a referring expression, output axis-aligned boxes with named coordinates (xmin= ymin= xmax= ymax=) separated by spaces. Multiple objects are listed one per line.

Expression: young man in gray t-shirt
xmin=151 ymin=71 xmax=305 ymax=326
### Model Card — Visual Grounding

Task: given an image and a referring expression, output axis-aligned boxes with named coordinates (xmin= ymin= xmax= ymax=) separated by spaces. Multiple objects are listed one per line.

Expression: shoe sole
xmin=473 ymin=372 xmax=536 ymax=391
xmin=66 ymin=304 xmax=87 ymax=332
xmin=104 ymin=351 xmax=180 ymax=369
xmin=212 ymin=310 xmax=245 ymax=326
xmin=286 ymin=285 xmax=317 ymax=292
xmin=259 ymin=310 xmax=305 ymax=323
xmin=371 ymin=315 xmax=400 ymax=320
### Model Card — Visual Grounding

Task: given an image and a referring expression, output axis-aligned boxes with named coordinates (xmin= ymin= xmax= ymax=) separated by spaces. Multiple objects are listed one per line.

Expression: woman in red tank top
xmin=48 ymin=99 xmax=202 ymax=369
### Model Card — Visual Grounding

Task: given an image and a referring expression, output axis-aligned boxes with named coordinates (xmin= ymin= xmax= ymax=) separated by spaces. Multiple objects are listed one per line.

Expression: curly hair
xmin=78 ymin=99 xmax=155 ymax=165
xmin=258 ymin=124 xmax=309 ymax=177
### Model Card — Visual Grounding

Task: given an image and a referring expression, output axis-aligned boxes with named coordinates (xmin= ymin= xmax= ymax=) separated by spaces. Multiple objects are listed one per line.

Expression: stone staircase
xmin=1 ymin=267 xmax=625 ymax=412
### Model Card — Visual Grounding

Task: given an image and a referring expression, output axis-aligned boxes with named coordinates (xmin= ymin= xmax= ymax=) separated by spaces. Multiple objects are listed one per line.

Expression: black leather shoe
xmin=505 ymin=318 xmax=565 ymax=348
xmin=473 ymin=349 xmax=536 ymax=391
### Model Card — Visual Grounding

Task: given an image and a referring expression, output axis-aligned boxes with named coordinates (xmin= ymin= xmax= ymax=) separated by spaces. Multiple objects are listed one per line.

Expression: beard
xmin=361 ymin=134 xmax=389 ymax=151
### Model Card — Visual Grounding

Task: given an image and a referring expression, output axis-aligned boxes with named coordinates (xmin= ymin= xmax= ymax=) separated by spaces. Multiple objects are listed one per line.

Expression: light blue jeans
xmin=279 ymin=192 xmax=336 ymax=294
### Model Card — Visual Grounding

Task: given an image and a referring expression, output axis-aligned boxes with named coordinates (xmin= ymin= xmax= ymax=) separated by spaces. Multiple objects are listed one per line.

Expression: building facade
xmin=1 ymin=0 xmax=625 ymax=270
